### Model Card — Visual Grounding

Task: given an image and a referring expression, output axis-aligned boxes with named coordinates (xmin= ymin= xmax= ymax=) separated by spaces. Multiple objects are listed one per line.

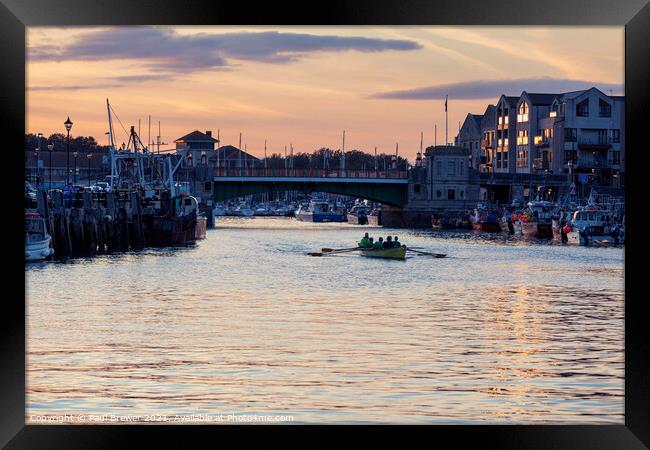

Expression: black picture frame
xmin=2 ymin=0 xmax=648 ymax=447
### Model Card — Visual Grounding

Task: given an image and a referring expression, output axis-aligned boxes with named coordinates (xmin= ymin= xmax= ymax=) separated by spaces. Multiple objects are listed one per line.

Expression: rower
xmin=374 ymin=237 xmax=384 ymax=248
xmin=394 ymin=236 xmax=401 ymax=247
xmin=383 ymin=236 xmax=393 ymax=248
xmin=358 ymin=232 xmax=371 ymax=248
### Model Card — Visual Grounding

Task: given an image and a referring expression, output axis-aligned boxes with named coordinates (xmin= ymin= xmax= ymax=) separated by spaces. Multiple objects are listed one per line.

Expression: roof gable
xmin=175 ymin=130 xmax=218 ymax=143
xmin=213 ymin=145 xmax=260 ymax=161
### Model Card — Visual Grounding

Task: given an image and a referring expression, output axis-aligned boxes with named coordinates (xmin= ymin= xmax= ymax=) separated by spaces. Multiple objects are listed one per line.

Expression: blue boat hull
xmin=296 ymin=212 xmax=346 ymax=222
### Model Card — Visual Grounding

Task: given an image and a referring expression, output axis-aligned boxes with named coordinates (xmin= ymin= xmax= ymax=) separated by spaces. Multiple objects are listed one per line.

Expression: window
xmin=447 ymin=161 xmax=456 ymax=176
xmin=564 ymin=128 xmax=577 ymax=142
xmin=517 ymin=102 xmax=529 ymax=123
xmin=599 ymin=99 xmax=612 ymax=117
xmin=436 ymin=161 xmax=442 ymax=176
xmin=598 ymin=129 xmax=608 ymax=144
xmin=436 ymin=190 xmax=442 ymax=198
xmin=549 ymin=111 xmax=557 ymax=118
xmin=612 ymin=129 xmax=620 ymax=143
xmin=204 ymin=181 xmax=212 ymax=191
xmin=611 ymin=151 xmax=620 ymax=164
xmin=576 ymin=99 xmax=589 ymax=117
xmin=543 ymin=128 xmax=553 ymax=140
xmin=459 ymin=161 xmax=464 ymax=176
xmin=516 ymin=129 xmax=529 ymax=145
xmin=448 ymin=189 xmax=455 ymax=200
xmin=414 ymin=184 xmax=421 ymax=193
xmin=517 ymin=149 xmax=528 ymax=168
xmin=460 ymin=190 xmax=464 ymax=199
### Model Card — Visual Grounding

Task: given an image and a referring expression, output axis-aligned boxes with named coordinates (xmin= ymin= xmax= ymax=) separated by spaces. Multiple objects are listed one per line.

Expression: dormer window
xmin=517 ymin=102 xmax=529 ymax=123
xmin=576 ymin=99 xmax=589 ymax=117
xmin=599 ymin=99 xmax=612 ymax=117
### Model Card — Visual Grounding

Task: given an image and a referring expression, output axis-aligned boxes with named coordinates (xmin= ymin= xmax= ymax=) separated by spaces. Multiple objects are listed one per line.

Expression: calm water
xmin=26 ymin=218 xmax=624 ymax=424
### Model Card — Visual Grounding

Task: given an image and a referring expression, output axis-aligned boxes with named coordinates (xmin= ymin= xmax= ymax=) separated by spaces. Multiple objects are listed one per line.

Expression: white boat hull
xmin=25 ymin=237 xmax=54 ymax=261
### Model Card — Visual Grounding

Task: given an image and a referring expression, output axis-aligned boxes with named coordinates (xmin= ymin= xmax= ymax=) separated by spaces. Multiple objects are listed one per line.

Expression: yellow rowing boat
xmin=360 ymin=246 xmax=407 ymax=260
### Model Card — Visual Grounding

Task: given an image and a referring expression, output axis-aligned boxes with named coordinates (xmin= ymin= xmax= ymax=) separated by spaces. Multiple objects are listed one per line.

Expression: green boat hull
xmin=360 ymin=246 xmax=407 ymax=260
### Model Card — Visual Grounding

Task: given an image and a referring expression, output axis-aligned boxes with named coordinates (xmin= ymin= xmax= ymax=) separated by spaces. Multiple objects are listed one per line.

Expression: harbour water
xmin=26 ymin=218 xmax=624 ymax=424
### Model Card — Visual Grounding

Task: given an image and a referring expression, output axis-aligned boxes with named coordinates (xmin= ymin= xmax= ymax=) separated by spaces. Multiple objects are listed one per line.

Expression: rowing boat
xmin=360 ymin=246 xmax=407 ymax=260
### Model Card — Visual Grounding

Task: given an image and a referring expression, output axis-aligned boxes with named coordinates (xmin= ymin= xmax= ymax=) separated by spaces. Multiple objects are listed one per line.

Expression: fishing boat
xmin=565 ymin=206 xmax=624 ymax=245
xmin=470 ymin=208 xmax=502 ymax=232
xmin=25 ymin=212 xmax=54 ymax=261
xmin=295 ymin=200 xmax=345 ymax=222
xmin=360 ymin=245 xmax=407 ymax=260
xmin=512 ymin=201 xmax=556 ymax=239
xmin=367 ymin=207 xmax=381 ymax=226
xmin=149 ymin=192 xmax=200 ymax=246
xmin=346 ymin=204 xmax=371 ymax=225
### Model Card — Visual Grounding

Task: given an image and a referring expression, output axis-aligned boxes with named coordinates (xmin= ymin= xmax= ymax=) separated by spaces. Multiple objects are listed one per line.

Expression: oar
xmin=406 ymin=247 xmax=446 ymax=258
xmin=310 ymin=247 xmax=361 ymax=256
xmin=321 ymin=247 xmax=361 ymax=253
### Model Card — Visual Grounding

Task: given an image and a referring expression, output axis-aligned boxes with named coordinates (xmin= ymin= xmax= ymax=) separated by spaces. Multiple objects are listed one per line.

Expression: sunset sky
xmin=26 ymin=26 xmax=624 ymax=160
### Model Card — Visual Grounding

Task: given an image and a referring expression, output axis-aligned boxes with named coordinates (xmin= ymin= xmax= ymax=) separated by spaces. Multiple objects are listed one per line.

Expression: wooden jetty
xmin=34 ymin=187 xmax=203 ymax=259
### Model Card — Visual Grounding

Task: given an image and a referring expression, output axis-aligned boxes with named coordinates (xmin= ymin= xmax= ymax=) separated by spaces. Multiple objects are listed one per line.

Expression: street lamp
xmin=87 ymin=152 xmax=93 ymax=187
xmin=47 ymin=143 xmax=54 ymax=189
xmin=73 ymin=151 xmax=78 ymax=184
xmin=64 ymin=117 xmax=73 ymax=185
xmin=34 ymin=147 xmax=40 ymax=187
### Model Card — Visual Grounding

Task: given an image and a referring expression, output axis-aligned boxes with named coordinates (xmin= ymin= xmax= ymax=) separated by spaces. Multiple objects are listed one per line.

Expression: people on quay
xmin=560 ymin=221 xmax=569 ymax=244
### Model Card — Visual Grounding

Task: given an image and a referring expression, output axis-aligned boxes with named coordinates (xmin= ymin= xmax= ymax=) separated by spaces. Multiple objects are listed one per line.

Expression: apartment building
xmin=494 ymin=95 xmax=518 ymax=173
xmin=514 ymin=92 xmax=558 ymax=174
xmin=545 ymin=87 xmax=624 ymax=187
xmin=456 ymin=113 xmax=483 ymax=170
xmin=479 ymin=105 xmax=496 ymax=173
xmin=455 ymin=87 xmax=624 ymax=188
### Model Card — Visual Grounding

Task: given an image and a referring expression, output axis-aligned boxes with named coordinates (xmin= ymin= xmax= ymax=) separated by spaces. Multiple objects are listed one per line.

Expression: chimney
xmin=206 ymin=130 xmax=212 ymax=138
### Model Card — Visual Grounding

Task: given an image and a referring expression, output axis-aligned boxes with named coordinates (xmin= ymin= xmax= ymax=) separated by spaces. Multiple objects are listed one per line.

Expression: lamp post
xmin=187 ymin=153 xmax=193 ymax=189
xmin=64 ymin=117 xmax=73 ymax=185
xmin=47 ymin=143 xmax=54 ymax=189
xmin=73 ymin=151 xmax=78 ymax=184
xmin=87 ymin=152 xmax=92 ymax=187
xmin=34 ymin=148 xmax=40 ymax=187
xmin=36 ymin=133 xmax=43 ymax=187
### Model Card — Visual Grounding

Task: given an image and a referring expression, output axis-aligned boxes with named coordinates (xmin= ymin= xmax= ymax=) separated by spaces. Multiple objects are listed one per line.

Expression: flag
xmin=445 ymin=95 xmax=448 ymax=112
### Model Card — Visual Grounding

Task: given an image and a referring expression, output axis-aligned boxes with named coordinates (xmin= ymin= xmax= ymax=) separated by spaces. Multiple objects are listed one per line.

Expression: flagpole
xmin=445 ymin=95 xmax=448 ymax=146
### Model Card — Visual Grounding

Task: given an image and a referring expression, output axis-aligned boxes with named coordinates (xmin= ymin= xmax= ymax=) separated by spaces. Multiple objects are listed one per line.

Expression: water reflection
xmin=26 ymin=217 xmax=624 ymax=423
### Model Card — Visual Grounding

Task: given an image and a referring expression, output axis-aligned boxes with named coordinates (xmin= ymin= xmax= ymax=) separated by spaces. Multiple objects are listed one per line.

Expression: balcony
xmin=577 ymin=137 xmax=612 ymax=151
xmin=533 ymin=136 xmax=550 ymax=146
xmin=533 ymin=158 xmax=550 ymax=170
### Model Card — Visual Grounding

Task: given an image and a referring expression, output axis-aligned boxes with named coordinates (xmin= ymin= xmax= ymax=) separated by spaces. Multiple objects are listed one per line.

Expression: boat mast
xmin=106 ymin=98 xmax=117 ymax=190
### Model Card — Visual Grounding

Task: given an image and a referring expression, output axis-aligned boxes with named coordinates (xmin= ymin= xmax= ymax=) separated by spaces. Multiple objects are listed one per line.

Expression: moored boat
xmin=366 ymin=207 xmax=381 ymax=226
xmin=565 ymin=206 xmax=624 ymax=245
xmin=346 ymin=204 xmax=371 ymax=225
xmin=513 ymin=201 xmax=556 ymax=239
xmin=295 ymin=200 xmax=345 ymax=222
xmin=25 ymin=212 xmax=54 ymax=261
xmin=360 ymin=246 xmax=407 ymax=260
xmin=471 ymin=208 xmax=502 ymax=232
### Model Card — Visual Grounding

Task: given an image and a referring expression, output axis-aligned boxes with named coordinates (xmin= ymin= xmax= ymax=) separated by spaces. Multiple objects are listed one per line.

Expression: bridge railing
xmin=213 ymin=168 xmax=408 ymax=179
